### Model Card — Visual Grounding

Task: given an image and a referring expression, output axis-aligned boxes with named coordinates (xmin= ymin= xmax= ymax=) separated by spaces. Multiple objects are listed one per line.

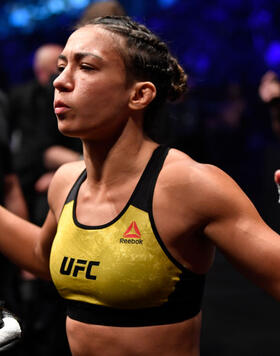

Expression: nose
xmin=53 ymin=68 xmax=74 ymax=92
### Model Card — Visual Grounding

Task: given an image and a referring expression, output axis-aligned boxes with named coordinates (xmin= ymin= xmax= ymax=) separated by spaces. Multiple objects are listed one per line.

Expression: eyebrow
xmin=58 ymin=52 xmax=103 ymax=63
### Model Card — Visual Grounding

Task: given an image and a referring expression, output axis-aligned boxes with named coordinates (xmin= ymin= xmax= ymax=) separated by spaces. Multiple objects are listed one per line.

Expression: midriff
xmin=66 ymin=312 xmax=202 ymax=356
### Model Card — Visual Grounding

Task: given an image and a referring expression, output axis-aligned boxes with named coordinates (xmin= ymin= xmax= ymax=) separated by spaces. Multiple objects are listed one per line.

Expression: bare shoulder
xmin=160 ymin=148 xmax=254 ymax=218
xmin=161 ymin=148 xmax=231 ymax=188
xmin=48 ymin=160 xmax=85 ymax=219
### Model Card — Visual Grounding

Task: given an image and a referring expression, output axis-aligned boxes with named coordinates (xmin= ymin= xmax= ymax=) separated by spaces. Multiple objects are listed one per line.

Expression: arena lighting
xmin=265 ymin=41 xmax=280 ymax=68
xmin=67 ymin=0 xmax=90 ymax=10
xmin=158 ymin=0 xmax=177 ymax=9
xmin=6 ymin=0 xmax=90 ymax=29
xmin=46 ymin=0 xmax=66 ymax=14
xmin=9 ymin=6 xmax=31 ymax=27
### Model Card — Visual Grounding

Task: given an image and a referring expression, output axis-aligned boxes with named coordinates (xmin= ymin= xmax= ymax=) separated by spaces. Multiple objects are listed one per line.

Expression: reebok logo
xmin=120 ymin=221 xmax=143 ymax=244
xmin=123 ymin=221 xmax=141 ymax=238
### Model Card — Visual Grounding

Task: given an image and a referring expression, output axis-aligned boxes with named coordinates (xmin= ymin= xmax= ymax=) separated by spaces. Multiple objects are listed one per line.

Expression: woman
xmin=1 ymin=16 xmax=280 ymax=356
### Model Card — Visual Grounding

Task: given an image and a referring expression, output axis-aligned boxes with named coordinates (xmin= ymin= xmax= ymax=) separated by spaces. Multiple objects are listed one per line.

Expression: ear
xmin=128 ymin=82 xmax=157 ymax=111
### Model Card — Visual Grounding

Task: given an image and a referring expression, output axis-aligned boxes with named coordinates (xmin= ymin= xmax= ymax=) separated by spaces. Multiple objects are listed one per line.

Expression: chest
xmin=50 ymin=201 xmax=182 ymax=309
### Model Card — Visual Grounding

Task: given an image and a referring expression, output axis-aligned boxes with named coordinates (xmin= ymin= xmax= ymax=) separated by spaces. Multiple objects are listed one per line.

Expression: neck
xmin=82 ymin=116 xmax=157 ymax=186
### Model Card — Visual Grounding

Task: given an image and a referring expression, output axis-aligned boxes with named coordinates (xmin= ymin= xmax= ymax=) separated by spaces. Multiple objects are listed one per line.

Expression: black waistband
xmin=66 ymin=298 xmax=202 ymax=327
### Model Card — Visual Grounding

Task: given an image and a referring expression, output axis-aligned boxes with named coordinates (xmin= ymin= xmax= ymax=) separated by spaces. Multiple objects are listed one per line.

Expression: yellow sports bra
xmin=49 ymin=146 xmax=205 ymax=326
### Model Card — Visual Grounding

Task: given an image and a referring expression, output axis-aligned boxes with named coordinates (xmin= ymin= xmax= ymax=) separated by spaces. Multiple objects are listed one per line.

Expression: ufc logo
xmin=60 ymin=256 xmax=100 ymax=280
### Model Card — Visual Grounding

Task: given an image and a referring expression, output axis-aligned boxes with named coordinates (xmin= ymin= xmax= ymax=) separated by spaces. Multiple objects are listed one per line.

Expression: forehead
xmin=63 ymin=25 xmax=123 ymax=62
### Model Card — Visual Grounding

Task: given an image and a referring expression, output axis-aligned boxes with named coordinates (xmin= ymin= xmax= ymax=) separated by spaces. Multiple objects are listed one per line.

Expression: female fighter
xmin=0 ymin=16 xmax=280 ymax=356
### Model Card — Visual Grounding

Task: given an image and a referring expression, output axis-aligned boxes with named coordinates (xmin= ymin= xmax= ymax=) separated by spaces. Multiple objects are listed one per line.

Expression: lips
xmin=54 ymin=100 xmax=70 ymax=115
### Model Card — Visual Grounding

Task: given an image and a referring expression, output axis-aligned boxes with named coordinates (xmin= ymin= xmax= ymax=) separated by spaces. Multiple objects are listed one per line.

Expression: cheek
xmin=78 ymin=81 xmax=129 ymax=116
xmin=77 ymin=80 xmax=108 ymax=105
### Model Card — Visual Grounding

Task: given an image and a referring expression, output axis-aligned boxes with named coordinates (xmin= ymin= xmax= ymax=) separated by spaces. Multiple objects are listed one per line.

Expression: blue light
xmin=205 ymin=7 xmax=228 ymax=23
xmin=6 ymin=0 xmax=92 ymax=29
xmin=196 ymin=55 xmax=210 ymax=74
xmin=248 ymin=9 xmax=272 ymax=29
xmin=47 ymin=0 xmax=66 ymax=14
xmin=183 ymin=51 xmax=210 ymax=76
xmin=9 ymin=7 xmax=31 ymax=27
xmin=68 ymin=0 xmax=90 ymax=9
xmin=265 ymin=41 xmax=280 ymax=68
xmin=33 ymin=5 xmax=49 ymax=20
xmin=158 ymin=0 xmax=177 ymax=9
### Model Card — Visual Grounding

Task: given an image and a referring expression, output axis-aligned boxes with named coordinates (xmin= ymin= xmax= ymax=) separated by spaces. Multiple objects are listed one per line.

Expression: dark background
xmin=1 ymin=0 xmax=280 ymax=89
xmin=1 ymin=0 xmax=280 ymax=355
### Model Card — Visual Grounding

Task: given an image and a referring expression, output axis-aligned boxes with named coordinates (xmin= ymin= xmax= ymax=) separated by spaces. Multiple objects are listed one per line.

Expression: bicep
xmin=203 ymin=170 xmax=280 ymax=298
xmin=35 ymin=209 xmax=57 ymax=279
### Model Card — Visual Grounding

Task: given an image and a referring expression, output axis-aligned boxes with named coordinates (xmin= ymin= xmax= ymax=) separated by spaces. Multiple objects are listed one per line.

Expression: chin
xmin=57 ymin=124 xmax=81 ymax=138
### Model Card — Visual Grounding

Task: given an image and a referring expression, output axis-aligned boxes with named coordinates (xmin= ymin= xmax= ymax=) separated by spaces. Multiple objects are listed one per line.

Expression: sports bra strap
xmin=65 ymin=169 xmax=87 ymax=204
xmin=130 ymin=145 xmax=170 ymax=212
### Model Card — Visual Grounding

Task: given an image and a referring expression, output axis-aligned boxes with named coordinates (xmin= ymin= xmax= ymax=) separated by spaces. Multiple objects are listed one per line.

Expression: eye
xmin=80 ymin=63 xmax=95 ymax=71
xmin=57 ymin=65 xmax=65 ymax=73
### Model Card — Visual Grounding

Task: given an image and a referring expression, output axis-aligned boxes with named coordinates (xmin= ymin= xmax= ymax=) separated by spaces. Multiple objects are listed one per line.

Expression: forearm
xmin=44 ymin=145 xmax=81 ymax=170
xmin=4 ymin=174 xmax=29 ymax=219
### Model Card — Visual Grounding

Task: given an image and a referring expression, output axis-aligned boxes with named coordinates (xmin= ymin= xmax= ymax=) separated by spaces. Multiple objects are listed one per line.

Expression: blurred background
xmin=0 ymin=0 xmax=280 ymax=89
xmin=1 ymin=0 xmax=280 ymax=355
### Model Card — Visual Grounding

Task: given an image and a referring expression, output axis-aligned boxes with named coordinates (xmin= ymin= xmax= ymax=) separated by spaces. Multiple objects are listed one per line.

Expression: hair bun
xmin=167 ymin=59 xmax=188 ymax=102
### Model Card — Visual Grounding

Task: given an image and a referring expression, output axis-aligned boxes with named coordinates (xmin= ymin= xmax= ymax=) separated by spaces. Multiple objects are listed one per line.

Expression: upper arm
xmin=36 ymin=162 xmax=83 ymax=278
xmin=200 ymin=165 xmax=280 ymax=297
xmin=35 ymin=209 xmax=58 ymax=279
xmin=37 ymin=161 xmax=85 ymax=278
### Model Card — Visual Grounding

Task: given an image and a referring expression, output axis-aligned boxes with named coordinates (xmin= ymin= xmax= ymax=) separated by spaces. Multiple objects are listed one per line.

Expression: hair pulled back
xmin=78 ymin=16 xmax=187 ymax=123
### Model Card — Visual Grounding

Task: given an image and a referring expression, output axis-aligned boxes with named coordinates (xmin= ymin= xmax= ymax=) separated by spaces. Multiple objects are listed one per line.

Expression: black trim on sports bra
xmin=65 ymin=168 xmax=86 ymax=204
xmin=66 ymin=293 xmax=204 ymax=327
xmin=60 ymin=145 xmax=206 ymax=326
xmin=66 ymin=145 xmax=168 ymax=230
xmin=64 ymin=145 xmax=201 ymax=273
xmin=131 ymin=145 xmax=169 ymax=212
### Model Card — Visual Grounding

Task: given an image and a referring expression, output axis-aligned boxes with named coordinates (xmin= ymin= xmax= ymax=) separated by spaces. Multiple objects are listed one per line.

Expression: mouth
xmin=54 ymin=100 xmax=71 ymax=115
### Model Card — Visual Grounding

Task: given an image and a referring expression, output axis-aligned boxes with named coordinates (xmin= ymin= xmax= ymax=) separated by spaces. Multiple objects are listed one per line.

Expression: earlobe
xmin=129 ymin=82 xmax=156 ymax=111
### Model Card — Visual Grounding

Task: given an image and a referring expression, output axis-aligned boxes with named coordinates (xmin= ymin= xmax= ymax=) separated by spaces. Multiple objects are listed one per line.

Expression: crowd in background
xmin=0 ymin=0 xmax=280 ymax=355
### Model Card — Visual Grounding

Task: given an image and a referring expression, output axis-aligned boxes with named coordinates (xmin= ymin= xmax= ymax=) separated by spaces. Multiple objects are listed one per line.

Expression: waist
xmin=66 ymin=312 xmax=202 ymax=356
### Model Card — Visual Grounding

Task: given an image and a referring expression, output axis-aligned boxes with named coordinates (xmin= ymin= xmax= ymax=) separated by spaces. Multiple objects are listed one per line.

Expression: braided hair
xmin=77 ymin=16 xmax=187 ymax=132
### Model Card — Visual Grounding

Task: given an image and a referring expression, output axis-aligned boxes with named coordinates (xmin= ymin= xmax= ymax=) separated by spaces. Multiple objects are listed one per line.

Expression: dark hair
xmin=77 ymin=16 xmax=187 ymax=131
